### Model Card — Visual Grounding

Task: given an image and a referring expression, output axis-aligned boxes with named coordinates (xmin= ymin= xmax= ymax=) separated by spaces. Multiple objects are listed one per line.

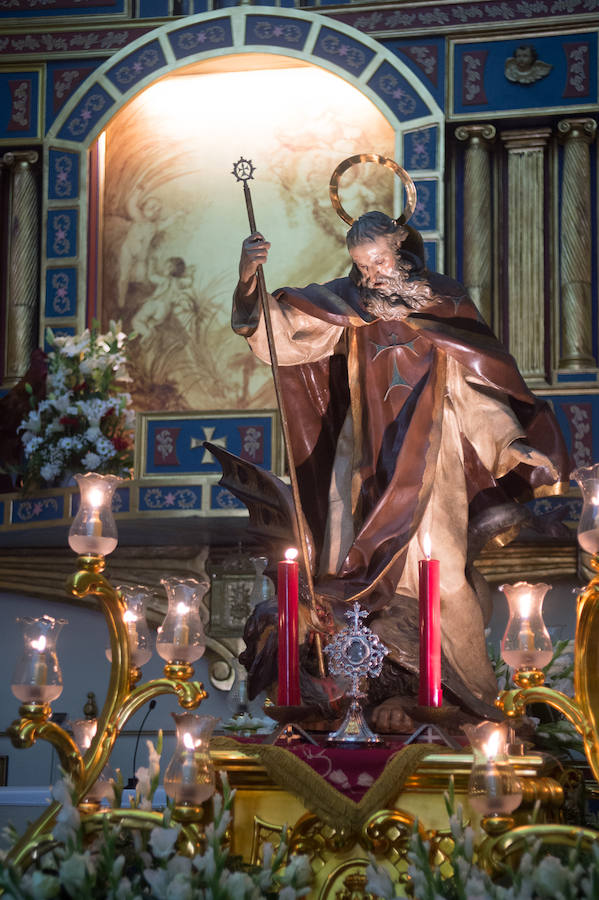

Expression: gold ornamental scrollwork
xmin=333 ymin=870 xmax=377 ymax=900
xmin=362 ymin=807 xmax=421 ymax=860
xmin=287 ymin=808 xmax=420 ymax=900
xmin=289 ymin=812 xmax=357 ymax=861
xmin=250 ymin=816 xmax=289 ymax=866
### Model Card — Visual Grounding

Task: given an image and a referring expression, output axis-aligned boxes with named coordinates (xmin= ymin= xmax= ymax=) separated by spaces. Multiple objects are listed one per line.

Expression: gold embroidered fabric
xmin=212 ymin=737 xmax=444 ymax=832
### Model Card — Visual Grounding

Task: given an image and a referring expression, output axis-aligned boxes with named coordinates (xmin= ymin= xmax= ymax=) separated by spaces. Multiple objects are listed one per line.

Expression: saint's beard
xmin=358 ymin=262 xmax=434 ymax=320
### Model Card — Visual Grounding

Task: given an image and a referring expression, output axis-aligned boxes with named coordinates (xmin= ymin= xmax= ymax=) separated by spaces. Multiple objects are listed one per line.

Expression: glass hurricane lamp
xmin=164 ymin=712 xmax=218 ymax=806
xmin=106 ymin=585 xmax=153 ymax=669
xmin=70 ymin=718 xmax=114 ymax=803
xmin=500 ymin=581 xmax=553 ymax=686
xmin=572 ymin=464 xmax=599 ymax=556
xmin=156 ymin=576 xmax=207 ymax=664
xmin=463 ymin=720 xmax=522 ymax=817
xmin=68 ymin=473 xmax=121 ymax=557
xmin=11 ymin=615 xmax=67 ymax=705
xmin=71 ymin=717 xmax=97 ymax=752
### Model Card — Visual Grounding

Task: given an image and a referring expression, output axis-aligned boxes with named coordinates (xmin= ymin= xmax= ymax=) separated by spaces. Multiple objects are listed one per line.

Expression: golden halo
xmin=329 ymin=153 xmax=418 ymax=227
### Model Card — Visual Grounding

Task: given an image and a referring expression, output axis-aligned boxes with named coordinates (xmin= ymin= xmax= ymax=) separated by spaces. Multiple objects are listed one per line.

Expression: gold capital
xmin=1 ymin=150 xmax=39 ymax=167
xmin=455 ymin=123 xmax=496 ymax=145
xmin=557 ymin=117 xmax=597 ymax=143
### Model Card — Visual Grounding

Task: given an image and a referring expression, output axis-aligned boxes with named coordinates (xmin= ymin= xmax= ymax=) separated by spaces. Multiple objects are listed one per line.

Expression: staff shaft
xmin=241 ymin=181 xmax=325 ymax=679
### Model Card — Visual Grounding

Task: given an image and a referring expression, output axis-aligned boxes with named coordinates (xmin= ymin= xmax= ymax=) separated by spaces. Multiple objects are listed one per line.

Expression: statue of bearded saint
xmin=349 ymin=225 xmax=435 ymax=319
xmin=231 ymin=211 xmax=569 ymax=733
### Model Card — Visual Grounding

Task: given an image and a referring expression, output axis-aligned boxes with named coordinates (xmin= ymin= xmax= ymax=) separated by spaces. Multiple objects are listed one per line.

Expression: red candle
xmin=277 ymin=548 xmax=300 ymax=706
xmin=418 ymin=533 xmax=442 ymax=707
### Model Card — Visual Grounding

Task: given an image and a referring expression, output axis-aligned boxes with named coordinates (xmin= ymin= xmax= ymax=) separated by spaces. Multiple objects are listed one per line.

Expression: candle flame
xmin=285 ymin=548 xmax=299 ymax=562
xmin=423 ymin=533 xmax=432 ymax=561
xmin=31 ymin=636 xmax=46 ymax=652
xmin=183 ymin=732 xmax=195 ymax=750
xmin=123 ymin=610 xmax=137 ymax=623
xmin=518 ymin=592 xmax=531 ymax=619
xmin=89 ymin=487 xmax=104 ymax=509
xmin=593 ymin=494 xmax=599 ymax=506
xmin=484 ymin=729 xmax=502 ymax=760
xmin=176 ymin=602 xmax=190 ymax=615
xmin=82 ymin=721 xmax=97 ymax=750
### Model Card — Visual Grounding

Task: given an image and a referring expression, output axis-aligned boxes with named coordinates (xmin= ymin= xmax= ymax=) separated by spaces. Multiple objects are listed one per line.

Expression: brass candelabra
xmin=7 ymin=467 xmax=599 ymax=885
xmin=6 ymin=476 xmax=209 ymax=870
xmin=475 ymin=552 xmax=599 ymax=872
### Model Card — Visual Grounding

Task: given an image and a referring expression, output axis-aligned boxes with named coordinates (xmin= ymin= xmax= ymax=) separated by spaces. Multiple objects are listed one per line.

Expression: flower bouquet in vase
xmin=17 ymin=321 xmax=135 ymax=491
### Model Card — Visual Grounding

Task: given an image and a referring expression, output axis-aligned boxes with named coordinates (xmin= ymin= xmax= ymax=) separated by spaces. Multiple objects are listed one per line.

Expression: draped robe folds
xmin=232 ymin=270 xmax=570 ymax=705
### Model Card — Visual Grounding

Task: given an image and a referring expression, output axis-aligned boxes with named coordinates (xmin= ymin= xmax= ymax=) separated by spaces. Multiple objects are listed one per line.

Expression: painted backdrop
xmin=100 ymin=58 xmax=394 ymax=411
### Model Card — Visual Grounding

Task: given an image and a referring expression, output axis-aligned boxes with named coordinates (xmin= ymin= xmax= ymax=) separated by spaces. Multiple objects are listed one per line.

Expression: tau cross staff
xmin=232 ymin=157 xmax=325 ymax=679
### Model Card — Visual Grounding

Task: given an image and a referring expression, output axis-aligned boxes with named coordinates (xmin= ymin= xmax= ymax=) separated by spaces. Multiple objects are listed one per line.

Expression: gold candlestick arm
xmin=479 ymin=822 xmax=599 ymax=877
xmin=496 ymin=686 xmax=592 ymax=740
xmin=8 ymin=715 xmax=84 ymax=782
xmin=497 ymin=553 xmax=599 ymax=784
xmin=83 ymin=808 xmax=204 ymax=855
xmin=67 ymin=555 xmax=117 ymax=600
xmin=572 ymin=556 xmax=599 ymax=748
xmin=113 ymin=678 xmax=207 ymax=734
xmin=8 ymin=802 xmax=62 ymax=869
xmin=70 ymin=563 xmax=133 ymax=800
xmin=70 ymin=561 xmax=207 ymax=801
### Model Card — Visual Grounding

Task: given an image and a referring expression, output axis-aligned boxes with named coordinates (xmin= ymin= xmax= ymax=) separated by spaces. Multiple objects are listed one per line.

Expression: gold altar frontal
xmin=211 ymin=742 xmax=565 ymax=899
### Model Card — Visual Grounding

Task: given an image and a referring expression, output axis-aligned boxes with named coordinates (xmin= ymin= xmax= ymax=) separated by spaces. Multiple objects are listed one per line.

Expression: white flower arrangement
xmin=17 ymin=322 xmax=135 ymax=491
xmin=366 ymin=779 xmax=599 ymax=900
xmin=0 ymin=735 xmax=312 ymax=900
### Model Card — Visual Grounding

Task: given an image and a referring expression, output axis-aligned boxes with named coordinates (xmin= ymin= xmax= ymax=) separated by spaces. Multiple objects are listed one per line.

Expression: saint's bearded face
xmin=348 ymin=234 xmax=432 ymax=319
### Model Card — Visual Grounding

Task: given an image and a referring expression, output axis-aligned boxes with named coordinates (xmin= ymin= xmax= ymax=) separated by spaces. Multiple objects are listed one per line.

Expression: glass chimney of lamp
xmin=11 ymin=615 xmax=67 ymax=705
xmin=68 ymin=473 xmax=121 ymax=557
